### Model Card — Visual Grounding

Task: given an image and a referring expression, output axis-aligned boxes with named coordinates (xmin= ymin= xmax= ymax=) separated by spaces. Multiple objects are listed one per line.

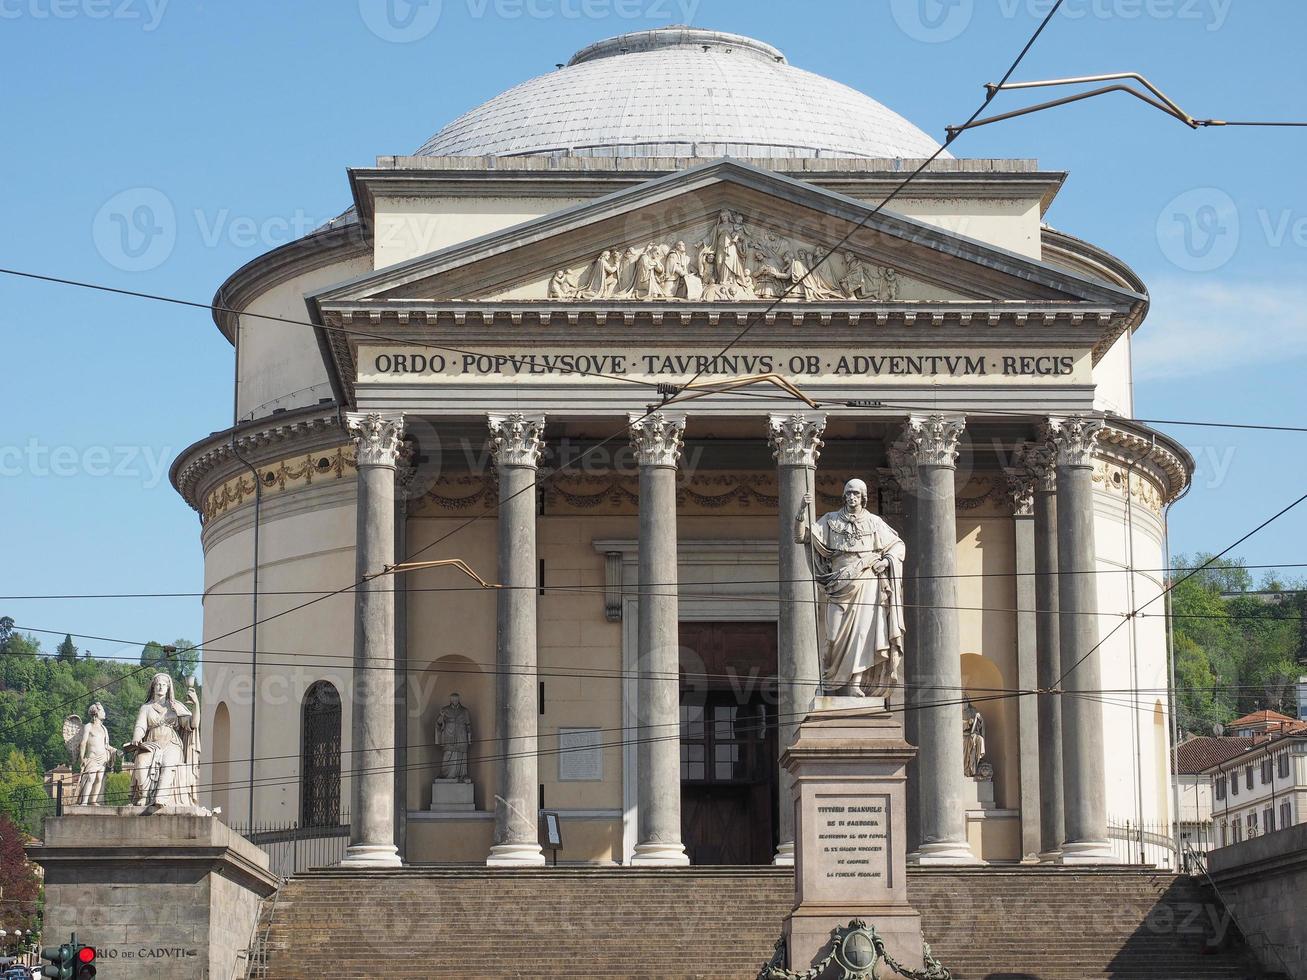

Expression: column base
xmin=1058 ymin=840 xmax=1116 ymax=865
xmin=1038 ymin=848 xmax=1064 ymax=864
xmin=630 ymin=841 xmax=690 ymax=866
xmin=486 ymin=842 xmax=545 ymax=867
xmin=772 ymin=840 xmax=795 ymax=867
xmin=907 ymin=840 xmax=982 ymax=865
xmin=339 ymin=843 xmax=402 ymax=868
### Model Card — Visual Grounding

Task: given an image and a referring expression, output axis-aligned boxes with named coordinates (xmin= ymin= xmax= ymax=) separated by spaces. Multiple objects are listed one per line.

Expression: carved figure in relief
xmin=797 ymin=479 xmax=907 ymax=698
xmin=548 ymin=268 xmax=578 ymax=300
xmin=578 ymin=249 xmax=620 ymax=298
xmin=62 ymin=703 xmax=121 ymax=805
xmin=435 ymin=693 xmax=473 ymax=782
xmin=124 ymin=673 xmax=201 ymax=810
xmin=963 ymin=701 xmax=987 ymax=777
xmin=629 ymin=242 xmax=667 ymax=299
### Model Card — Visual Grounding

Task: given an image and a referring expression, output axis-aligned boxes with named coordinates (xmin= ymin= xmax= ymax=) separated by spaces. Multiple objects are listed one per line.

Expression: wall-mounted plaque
xmin=558 ymin=727 xmax=603 ymax=782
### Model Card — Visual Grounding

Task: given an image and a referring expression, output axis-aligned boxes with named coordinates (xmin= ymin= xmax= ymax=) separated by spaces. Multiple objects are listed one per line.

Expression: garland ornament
xmin=758 ymin=921 xmax=950 ymax=980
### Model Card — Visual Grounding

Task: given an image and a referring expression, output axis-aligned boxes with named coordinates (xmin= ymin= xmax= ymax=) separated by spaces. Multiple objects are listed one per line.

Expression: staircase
xmin=256 ymin=866 xmax=1273 ymax=979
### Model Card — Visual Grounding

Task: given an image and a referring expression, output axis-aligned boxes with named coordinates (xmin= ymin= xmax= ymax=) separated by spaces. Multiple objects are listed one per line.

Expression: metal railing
xmin=1107 ymin=818 xmax=1178 ymax=869
xmin=232 ymin=813 xmax=351 ymax=878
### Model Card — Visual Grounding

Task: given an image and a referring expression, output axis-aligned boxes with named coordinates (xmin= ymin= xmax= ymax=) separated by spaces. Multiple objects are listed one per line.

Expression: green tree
xmin=55 ymin=633 xmax=78 ymax=663
xmin=139 ymin=640 xmax=168 ymax=670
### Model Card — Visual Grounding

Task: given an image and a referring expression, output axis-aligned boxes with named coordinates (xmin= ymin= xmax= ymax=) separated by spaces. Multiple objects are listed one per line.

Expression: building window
xmin=1261 ymin=759 xmax=1273 ymax=784
xmin=1264 ymin=806 xmax=1275 ymax=833
xmin=1233 ymin=820 xmax=1243 ymax=843
xmin=1231 ymin=772 xmax=1239 ymax=796
xmin=1245 ymin=765 xmax=1254 ymax=790
xmin=1279 ymin=752 xmax=1291 ymax=779
xmin=1215 ymin=775 xmax=1226 ymax=800
xmin=1247 ymin=811 xmax=1258 ymax=837
xmin=300 ymin=681 xmax=342 ymax=828
xmin=1282 ymin=802 xmax=1293 ymax=829
xmin=1220 ymin=822 xmax=1228 ymax=846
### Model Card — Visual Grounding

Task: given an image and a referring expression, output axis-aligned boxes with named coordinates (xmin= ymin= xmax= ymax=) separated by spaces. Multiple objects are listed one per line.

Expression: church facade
xmin=171 ymin=27 xmax=1191 ymax=868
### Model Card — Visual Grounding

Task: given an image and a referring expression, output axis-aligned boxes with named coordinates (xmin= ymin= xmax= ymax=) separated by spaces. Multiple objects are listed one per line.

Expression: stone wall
xmin=1208 ymin=821 xmax=1307 ymax=979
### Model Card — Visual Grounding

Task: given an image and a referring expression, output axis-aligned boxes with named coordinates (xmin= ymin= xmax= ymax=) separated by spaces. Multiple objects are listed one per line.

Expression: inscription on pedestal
xmin=815 ymin=793 xmax=892 ymax=888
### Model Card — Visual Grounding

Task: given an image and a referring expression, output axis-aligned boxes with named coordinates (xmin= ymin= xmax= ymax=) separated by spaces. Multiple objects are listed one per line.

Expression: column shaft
xmin=342 ymin=413 xmax=404 ymax=868
xmin=769 ymin=412 xmax=826 ymax=866
xmin=631 ymin=412 xmax=689 ymax=866
xmin=487 ymin=414 xmax=545 ymax=866
xmin=1009 ymin=475 xmax=1042 ymax=863
xmin=1050 ymin=416 xmax=1113 ymax=864
xmin=1032 ymin=460 xmax=1065 ymax=860
xmin=901 ymin=415 xmax=979 ymax=865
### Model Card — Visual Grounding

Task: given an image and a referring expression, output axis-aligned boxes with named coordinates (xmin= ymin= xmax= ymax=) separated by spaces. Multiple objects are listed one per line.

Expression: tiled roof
xmin=1228 ymin=709 xmax=1306 ymax=732
xmin=416 ymin=27 xmax=947 ymax=161
xmin=1173 ymin=736 xmax=1257 ymax=774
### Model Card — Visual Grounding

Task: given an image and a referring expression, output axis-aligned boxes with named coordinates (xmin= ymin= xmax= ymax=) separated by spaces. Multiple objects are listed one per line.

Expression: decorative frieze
xmin=767 ymin=412 xmax=827 ymax=468
xmin=487 ymin=413 xmax=546 ymax=469
xmin=629 ymin=412 xmax=686 ymax=468
xmin=201 ymin=448 xmax=354 ymax=524
xmin=346 ymin=412 xmax=407 ymax=468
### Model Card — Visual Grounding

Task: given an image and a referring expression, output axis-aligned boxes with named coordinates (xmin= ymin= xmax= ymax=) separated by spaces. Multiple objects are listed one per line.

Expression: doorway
xmin=678 ymin=621 xmax=778 ymax=865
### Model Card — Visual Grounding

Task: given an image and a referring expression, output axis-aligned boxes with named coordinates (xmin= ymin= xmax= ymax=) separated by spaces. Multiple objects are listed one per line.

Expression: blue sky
xmin=2 ymin=0 xmax=1304 ymax=663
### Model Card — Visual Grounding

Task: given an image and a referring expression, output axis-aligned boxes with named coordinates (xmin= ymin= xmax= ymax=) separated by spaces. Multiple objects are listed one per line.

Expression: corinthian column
xmin=486 ymin=412 xmax=546 ymax=866
xmin=884 ymin=442 xmax=920 ymax=853
xmin=900 ymin=414 xmax=980 ymax=865
xmin=630 ymin=411 xmax=690 ymax=866
xmin=768 ymin=411 xmax=827 ymax=867
xmin=341 ymin=412 xmax=405 ymax=868
xmin=1045 ymin=414 xmax=1114 ymax=864
xmin=1023 ymin=440 xmax=1065 ymax=862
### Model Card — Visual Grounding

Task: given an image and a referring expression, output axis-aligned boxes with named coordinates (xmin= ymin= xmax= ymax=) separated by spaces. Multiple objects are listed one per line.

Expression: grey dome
xmin=416 ymin=27 xmax=947 ymax=161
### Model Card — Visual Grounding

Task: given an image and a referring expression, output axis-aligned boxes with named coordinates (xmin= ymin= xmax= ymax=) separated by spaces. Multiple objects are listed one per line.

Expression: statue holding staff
xmin=797 ymin=479 xmax=906 ymax=698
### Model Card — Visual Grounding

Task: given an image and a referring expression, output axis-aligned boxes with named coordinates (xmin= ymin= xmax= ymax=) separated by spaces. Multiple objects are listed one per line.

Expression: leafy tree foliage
xmin=0 ymin=812 xmax=41 ymax=936
xmin=1171 ymin=553 xmax=1306 ymax=735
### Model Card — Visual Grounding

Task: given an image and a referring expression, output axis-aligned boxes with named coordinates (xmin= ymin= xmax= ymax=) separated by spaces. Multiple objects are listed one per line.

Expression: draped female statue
xmin=797 ymin=479 xmax=906 ymax=698
xmin=125 ymin=672 xmax=201 ymax=810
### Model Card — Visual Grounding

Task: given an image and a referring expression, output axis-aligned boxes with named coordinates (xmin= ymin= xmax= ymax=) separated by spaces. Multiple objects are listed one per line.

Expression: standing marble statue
xmin=435 ymin=693 xmax=473 ymax=782
xmin=62 ymin=703 xmax=121 ymax=805
xmin=797 ymin=479 xmax=906 ymax=697
xmin=963 ymin=701 xmax=987 ymax=777
xmin=124 ymin=672 xmax=201 ymax=810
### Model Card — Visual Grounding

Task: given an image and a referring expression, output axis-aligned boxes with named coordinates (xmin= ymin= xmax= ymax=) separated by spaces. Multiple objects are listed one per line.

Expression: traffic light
xmin=39 ymin=943 xmax=74 ymax=980
xmin=74 ymin=944 xmax=96 ymax=979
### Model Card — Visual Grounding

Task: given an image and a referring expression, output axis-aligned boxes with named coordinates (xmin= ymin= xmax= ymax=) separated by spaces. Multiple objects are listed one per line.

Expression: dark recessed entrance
xmin=678 ymin=621 xmax=778 ymax=866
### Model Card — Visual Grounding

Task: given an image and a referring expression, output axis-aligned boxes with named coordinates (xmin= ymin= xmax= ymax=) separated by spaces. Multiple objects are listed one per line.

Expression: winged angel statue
xmin=62 ymin=702 xmax=120 ymax=805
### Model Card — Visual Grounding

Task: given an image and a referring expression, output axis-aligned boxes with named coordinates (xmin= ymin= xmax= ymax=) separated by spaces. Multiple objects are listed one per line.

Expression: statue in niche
xmin=797 ymin=479 xmax=906 ymax=698
xmin=62 ymin=703 xmax=121 ymax=806
xmin=124 ymin=673 xmax=201 ymax=810
xmin=435 ymin=693 xmax=473 ymax=782
xmin=963 ymin=701 xmax=987 ymax=777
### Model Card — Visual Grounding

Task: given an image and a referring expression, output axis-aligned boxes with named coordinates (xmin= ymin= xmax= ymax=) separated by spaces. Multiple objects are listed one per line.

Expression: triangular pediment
xmin=310 ymin=159 xmax=1146 ymax=312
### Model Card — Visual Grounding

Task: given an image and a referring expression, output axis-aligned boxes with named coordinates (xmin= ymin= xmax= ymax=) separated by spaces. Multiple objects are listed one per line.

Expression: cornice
xmin=1097 ymin=417 xmax=1193 ymax=504
xmin=170 ymin=404 xmax=347 ymax=513
xmin=1040 ymin=226 xmax=1150 ymax=359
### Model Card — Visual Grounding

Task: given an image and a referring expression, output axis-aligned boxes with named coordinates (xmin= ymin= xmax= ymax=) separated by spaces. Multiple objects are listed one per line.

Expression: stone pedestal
xmin=782 ymin=698 xmax=930 ymax=975
xmin=430 ymin=779 xmax=475 ymax=812
xmin=28 ymin=809 xmax=278 ymax=980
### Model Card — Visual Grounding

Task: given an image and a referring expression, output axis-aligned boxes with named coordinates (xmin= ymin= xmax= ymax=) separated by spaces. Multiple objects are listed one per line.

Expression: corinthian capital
xmin=899 ymin=414 xmax=966 ymax=469
xmin=488 ymin=413 xmax=546 ymax=469
xmin=345 ymin=412 xmax=406 ymax=468
xmin=1003 ymin=468 xmax=1035 ymax=517
xmin=885 ymin=434 xmax=920 ymax=492
xmin=767 ymin=412 xmax=826 ymax=467
xmin=629 ymin=411 xmax=686 ymax=468
xmin=1019 ymin=440 xmax=1058 ymax=493
xmin=1043 ymin=415 xmax=1104 ymax=468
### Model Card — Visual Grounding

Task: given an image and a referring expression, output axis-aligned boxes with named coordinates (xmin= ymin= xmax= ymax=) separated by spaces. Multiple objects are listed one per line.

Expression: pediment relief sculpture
xmin=544 ymin=210 xmax=917 ymax=303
